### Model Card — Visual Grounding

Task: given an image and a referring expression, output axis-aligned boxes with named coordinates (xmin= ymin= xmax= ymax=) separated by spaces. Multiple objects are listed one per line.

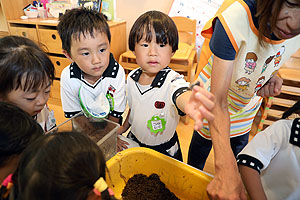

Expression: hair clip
xmin=93 ymin=177 xmax=115 ymax=196
xmin=94 ymin=177 xmax=108 ymax=194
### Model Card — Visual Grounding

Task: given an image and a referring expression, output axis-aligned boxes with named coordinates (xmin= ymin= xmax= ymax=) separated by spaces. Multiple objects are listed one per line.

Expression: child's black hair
xmin=57 ymin=8 xmax=111 ymax=55
xmin=282 ymin=99 xmax=300 ymax=119
xmin=128 ymin=10 xmax=178 ymax=52
xmin=0 ymin=102 xmax=43 ymax=167
xmin=0 ymin=36 xmax=55 ymax=97
xmin=18 ymin=131 xmax=114 ymax=200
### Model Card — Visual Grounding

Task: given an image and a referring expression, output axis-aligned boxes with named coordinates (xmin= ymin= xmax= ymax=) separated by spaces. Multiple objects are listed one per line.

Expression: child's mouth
xmin=148 ymin=61 xmax=158 ymax=65
xmin=93 ymin=67 xmax=102 ymax=71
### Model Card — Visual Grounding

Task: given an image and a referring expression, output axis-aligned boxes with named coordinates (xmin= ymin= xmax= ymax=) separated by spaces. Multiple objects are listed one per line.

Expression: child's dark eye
xmin=141 ymin=44 xmax=148 ymax=47
xmin=26 ymin=97 xmax=36 ymax=101
xmin=82 ymin=52 xmax=89 ymax=56
xmin=159 ymin=44 xmax=166 ymax=47
xmin=285 ymin=0 xmax=300 ymax=8
xmin=99 ymin=48 xmax=106 ymax=53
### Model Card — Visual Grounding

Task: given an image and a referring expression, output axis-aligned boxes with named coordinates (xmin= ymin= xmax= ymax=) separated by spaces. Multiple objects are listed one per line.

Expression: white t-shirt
xmin=60 ymin=53 xmax=126 ymax=119
xmin=237 ymin=119 xmax=300 ymax=200
xmin=127 ymin=67 xmax=189 ymax=145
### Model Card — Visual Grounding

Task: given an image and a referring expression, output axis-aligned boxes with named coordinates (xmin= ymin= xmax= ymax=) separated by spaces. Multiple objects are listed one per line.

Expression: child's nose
xmin=36 ymin=94 xmax=48 ymax=106
xmin=92 ymin=54 xmax=101 ymax=64
xmin=148 ymin=45 xmax=158 ymax=56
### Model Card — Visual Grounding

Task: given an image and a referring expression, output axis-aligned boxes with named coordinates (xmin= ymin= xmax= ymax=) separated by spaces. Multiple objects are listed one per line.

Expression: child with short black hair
xmin=0 ymin=102 xmax=43 ymax=200
xmin=237 ymin=99 xmax=300 ymax=199
xmin=0 ymin=36 xmax=56 ymax=132
xmin=18 ymin=131 xmax=115 ymax=200
xmin=117 ymin=10 xmax=215 ymax=161
xmin=57 ymin=8 xmax=126 ymax=124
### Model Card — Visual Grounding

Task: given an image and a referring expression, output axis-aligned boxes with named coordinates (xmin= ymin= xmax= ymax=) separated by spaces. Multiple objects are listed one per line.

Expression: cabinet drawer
xmin=49 ymin=56 xmax=71 ymax=78
xmin=39 ymin=29 xmax=63 ymax=54
xmin=49 ymin=79 xmax=61 ymax=106
xmin=9 ymin=26 xmax=38 ymax=42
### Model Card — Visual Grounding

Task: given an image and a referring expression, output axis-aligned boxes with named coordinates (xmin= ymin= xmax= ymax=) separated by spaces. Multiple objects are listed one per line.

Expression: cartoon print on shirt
xmin=255 ymin=76 xmax=265 ymax=93
xmin=274 ymin=46 xmax=285 ymax=68
xmin=244 ymin=52 xmax=258 ymax=74
xmin=235 ymin=77 xmax=251 ymax=91
xmin=261 ymin=56 xmax=275 ymax=74
xmin=106 ymin=84 xmax=116 ymax=111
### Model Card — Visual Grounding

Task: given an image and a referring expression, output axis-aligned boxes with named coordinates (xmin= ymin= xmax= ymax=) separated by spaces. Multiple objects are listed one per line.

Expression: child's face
xmin=1 ymin=82 xmax=51 ymax=116
xmin=65 ymin=31 xmax=111 ymax=84
xmin=274 ymin=0 xmax=300 ymax=39
xmin=133 ymin=32 xmax=174 ymax=75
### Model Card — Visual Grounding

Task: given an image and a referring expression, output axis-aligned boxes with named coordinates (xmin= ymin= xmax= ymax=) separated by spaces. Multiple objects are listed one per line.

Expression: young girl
xmin=0 ymin=102 xmax=43 ymax=200
xmin=17 ymin=131 xmax=115 ymax=200
xmin=0 ymin=36 xmax=56 ymax=132
xmin=237 ymin=99 xmax=300 ymax=199
xmin=186 ymin=0 xmax=300 ymax=198
xmin=117 ymin=10 xmax=215 ymax=161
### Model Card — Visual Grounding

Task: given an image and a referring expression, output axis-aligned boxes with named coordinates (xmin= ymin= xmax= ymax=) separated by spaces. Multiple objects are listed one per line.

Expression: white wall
xmin=115 ymin=0 xmax=173 ymax=49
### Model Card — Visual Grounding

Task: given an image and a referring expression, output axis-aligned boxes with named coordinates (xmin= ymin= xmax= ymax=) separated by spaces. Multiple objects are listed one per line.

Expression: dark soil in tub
xmin=121 ymin=173 xmax=180 ymax=200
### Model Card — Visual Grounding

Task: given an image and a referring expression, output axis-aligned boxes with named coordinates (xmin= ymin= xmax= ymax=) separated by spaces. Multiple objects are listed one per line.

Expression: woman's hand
xmin=185 ymin=83 xmax=215 ymax=131
xmin=257 ymin=75 xmax=283 ymax=97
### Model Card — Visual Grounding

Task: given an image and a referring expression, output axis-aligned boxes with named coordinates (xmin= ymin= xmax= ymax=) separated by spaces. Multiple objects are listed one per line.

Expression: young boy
xmin=237 ymin=100 xmax=300 ymax=199
xmin=117 ymin=10 xmax=215 ymax=161
xmin=57 ymin=8 xmax=126 ymax=124
xmin=0 ymin=102 xmax=43 ymax=199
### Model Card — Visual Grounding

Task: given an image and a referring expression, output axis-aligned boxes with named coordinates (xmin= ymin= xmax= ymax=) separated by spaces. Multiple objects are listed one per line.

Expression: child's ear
xmin=63 ymin=50 xmax=74 ymax=62
xmin=171 ymin=52 xmax=175 ymax=57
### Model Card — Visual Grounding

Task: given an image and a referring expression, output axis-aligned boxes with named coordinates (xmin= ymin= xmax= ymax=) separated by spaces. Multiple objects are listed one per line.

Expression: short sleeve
xmin=60 ymin=68 xmax=82 ymax=118
xmin=170 ymin=73 xmax=189 ymax=115
xmin=237 ymin=120 xmax=292 ymax=171
xmin=209 ymin=18 xmax=236 ymax=60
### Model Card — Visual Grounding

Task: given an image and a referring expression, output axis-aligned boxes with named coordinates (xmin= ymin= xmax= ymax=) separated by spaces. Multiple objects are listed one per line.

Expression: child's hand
xmin=185 ymin=82 xmax=215 ymax=131
xmin=117 ymin=136 xmax=129 ymax=152
xmin=116 ymin=125 xmax=125 ymax=135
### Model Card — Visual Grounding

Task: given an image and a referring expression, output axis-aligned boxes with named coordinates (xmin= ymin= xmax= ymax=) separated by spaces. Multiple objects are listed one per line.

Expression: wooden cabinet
xmin=0 ymin=0 xmax=31 ymax=37
xmin=49 ymin=55 xmax=71 ymax=78
xmin=9 ymin=25 xmax=39 ymax=42
xmin=7 ymin=18 xmax=127 ymax=106
xmin=39 ymin=27 xmax=63 ymax=54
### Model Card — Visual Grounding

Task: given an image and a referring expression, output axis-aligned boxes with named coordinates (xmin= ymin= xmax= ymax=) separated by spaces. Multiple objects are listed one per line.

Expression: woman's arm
xmin=239 ymin=165 xmax=267 ymax=200
xmin=178 ymin=85 xmax=215 ymax=130
xmin=206 ymin=55 xmax=247 ymax=200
